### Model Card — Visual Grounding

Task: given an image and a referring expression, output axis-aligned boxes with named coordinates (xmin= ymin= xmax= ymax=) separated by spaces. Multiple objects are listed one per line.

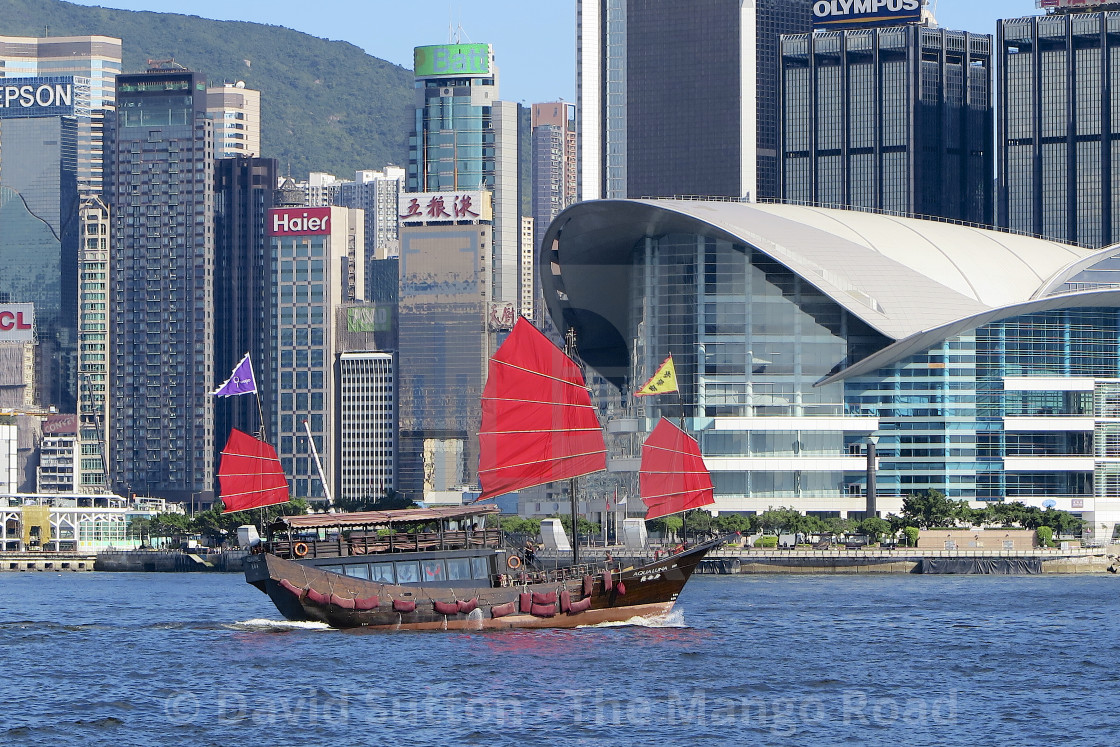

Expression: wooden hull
xmin=243 ymin=542 xmax=716 ymax=631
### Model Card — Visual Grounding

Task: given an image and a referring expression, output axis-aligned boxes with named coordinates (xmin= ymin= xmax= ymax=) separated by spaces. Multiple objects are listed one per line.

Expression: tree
xmin=683 ymin=510 xmax=714 ymax=538
xmin=902 ymin=526 xmax=919 ymax=548
xmin=127 ymin=517 xmax=152 ymax=546
xmin=333 ymin=488 xmax=415 ymax=513
xmin=713 ymin=513 xmax=752 ymax=535
xmin=901 ymin=490 xmax=958 ymax=529
xmin=859 ymin=517 xmax=891 ymax=544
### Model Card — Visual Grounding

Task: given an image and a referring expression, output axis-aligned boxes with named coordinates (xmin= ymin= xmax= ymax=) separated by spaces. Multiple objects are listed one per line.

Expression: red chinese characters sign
xmin=399 ymin=191 xmax=490 ymax=225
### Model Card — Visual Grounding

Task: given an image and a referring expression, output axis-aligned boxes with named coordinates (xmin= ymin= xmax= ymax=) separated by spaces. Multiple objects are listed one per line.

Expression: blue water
xmin=1 ymin=572 xmax=1117 ymax=746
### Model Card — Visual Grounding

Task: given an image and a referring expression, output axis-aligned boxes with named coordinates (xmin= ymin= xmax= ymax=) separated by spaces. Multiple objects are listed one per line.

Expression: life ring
xmin=507 ymin=555 xmax=522 ymax=570
xmin=292 ymin=542 xmax=309 ymax=558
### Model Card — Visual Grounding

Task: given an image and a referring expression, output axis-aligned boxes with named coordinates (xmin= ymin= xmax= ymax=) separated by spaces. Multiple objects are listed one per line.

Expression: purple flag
xmin=212 ymin=352 xmax=257 ymax=397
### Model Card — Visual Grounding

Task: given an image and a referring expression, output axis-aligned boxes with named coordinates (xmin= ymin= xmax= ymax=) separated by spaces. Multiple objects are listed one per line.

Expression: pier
xmin=0 ymin=552 xmax=97 ymax=572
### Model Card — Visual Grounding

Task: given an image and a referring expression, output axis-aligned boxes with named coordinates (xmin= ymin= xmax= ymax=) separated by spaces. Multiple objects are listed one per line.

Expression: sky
xmin=65 ymin=0 xmax=1044 ymax=105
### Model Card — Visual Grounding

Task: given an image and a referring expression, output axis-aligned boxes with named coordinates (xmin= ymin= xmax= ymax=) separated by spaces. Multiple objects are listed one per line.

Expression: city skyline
xmin=64 ymin=0 xmax=1044 ymax=106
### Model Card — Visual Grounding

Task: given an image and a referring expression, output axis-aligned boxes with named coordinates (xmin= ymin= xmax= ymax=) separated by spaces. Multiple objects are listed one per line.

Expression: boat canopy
xmin=640 ymin=418 xmax=715 ymax=521
xmin=273 ymin=504 xmax=500 ymax=531
xmin=477 ymin=317 xmax=607 ymax=501
xmin=218 ymin=429 xmax=290 ymax=513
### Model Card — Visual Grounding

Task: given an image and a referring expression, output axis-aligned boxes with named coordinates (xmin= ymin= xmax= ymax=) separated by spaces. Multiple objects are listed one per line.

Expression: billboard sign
xmin=43 ymin=414 xmax=78 ymax=435
xmin=0 ymin=303 xmax=34 ymax=342
xmin=399 ymin=191 xmax=491 ymax=225
xmin=0 ymin=76 xmax=86 ymax=119
xmin=268 ymin=207 xmax=332 ymax=237
xmin=414 ymin=44 xmax=492 ymax=78
xmin=1037 ymin=1 xmax=1109 ymax=9
xmin=347 ymin=306 xmax=393 ymax=333
xmin=812 ymin=0 xmax=923 ymax=29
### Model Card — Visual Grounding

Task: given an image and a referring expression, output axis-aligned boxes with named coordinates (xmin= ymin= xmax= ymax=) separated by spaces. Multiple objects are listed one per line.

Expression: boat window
xmin=446 ymin=558 xmax=471 ymax=581
xmin=344 ymin=564 xmax=370 ymax=580
xmin=370 ymin=563 xmax=395 ymax=584
xmin=321 ymin=565 xmax=345 ymax=574
xmin=470 ymin=556 xmax=489 ymax=579
xmin=395 ymin=561 xmax=420 ymax=584
xmin=421 ymin=559 xmax=446 ymax=582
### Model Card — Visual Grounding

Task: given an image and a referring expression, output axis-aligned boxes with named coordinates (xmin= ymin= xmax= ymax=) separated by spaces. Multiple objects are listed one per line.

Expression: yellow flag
xmin=635 ymin=355 xmax=678 ymax=396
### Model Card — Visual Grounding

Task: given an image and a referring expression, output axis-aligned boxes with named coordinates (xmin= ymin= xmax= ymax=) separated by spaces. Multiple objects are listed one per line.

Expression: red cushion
xmin=330 ymin=594 xmax=356 ymax=609
xmin=393 ymin=599 xmax=416 ymax=613
xmin=519 ymin=592 xmax=532 ymax=613
xmin=616 ymin=581 xmax=626 ymax=596
xmin=491 ymin=601 xmax=517 ymax=618
xmin=457 ymin=598 xmax=478 ymax=614
xmin=532 ymin=591 xmax=557 ymax=605
xmin=353 ymin=595 xmax=380 ymax=610
xmin=582 ymin=575 xmax=593 ymax=597
xmin=560 ymin=590 xmax=571 ymax=612
xmin=568 ymin=597 xmax=592 ymax=614
xmin=433 ymin=600 xmax=459 ymax=615
xmin=530 ymin=602 xmax=556 ymax=617
xmin=602 ymin=571 xmax=613 ymax=592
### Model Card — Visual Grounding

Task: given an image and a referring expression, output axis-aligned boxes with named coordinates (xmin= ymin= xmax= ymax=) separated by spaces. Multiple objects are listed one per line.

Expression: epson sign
xmin=812 ymin=0 xmax=922 ymax=28
xmin=0 ymin=81 xmax=75 ymax=119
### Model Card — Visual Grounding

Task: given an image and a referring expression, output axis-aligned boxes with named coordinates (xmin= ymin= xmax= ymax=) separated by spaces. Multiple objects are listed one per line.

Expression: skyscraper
xmin=267 ymin=205 xmax=364 ymax=501
xmin=213 ymin=156 xmax=277 ymax=447
xmin=577 ymin=0 xmax=813 ymax=201
xmin=206 ymin=82 xmax=261 ymax=159
xmin=0 ymin=35 xmax=121 ymax=197
xmin=530 ymin=102 xmax=577 ymax=237
xmin=0 ymin=76 xmax=88 ymax=412
xmin=109 ymin=67 xmax=215 ymax=503
xmin=335 ymin=166 xmax=406 ymax=262
xmin=998 ymin=5 xmax=1120 ymax=248
xmin=77 ymin=196 xmax=111 ymax=493
xmin=780 ymin=22 xmax=993 ymax=224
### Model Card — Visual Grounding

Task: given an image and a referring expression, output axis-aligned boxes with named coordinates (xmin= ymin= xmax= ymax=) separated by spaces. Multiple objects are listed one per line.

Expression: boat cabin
xmin=261 ymin=504 xmax=508 ymax=588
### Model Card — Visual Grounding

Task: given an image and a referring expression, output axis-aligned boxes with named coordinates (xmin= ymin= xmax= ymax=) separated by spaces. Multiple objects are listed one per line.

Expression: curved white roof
xmin=540 ymin=199 xmax=1111 ymax=385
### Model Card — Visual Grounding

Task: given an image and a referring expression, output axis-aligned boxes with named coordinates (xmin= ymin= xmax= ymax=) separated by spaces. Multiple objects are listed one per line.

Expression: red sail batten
xmin=218 ymin=428 xmax=290 ymax=513
xmin=477 ymin=318 xmax=607 ymax=501
xmin=640 ymin=418 xmax=715 ymax=521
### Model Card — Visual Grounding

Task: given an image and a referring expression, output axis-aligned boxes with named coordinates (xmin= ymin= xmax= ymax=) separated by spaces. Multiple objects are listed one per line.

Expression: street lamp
xmin=865 ymin=435 xmax=879 ymax=519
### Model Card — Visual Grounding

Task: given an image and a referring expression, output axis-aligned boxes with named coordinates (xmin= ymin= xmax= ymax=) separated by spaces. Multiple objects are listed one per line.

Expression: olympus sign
xmin=813 ymin=0 xmax=922 ymax=27
xmin=0 ymin=82 xmax=73 ymax=109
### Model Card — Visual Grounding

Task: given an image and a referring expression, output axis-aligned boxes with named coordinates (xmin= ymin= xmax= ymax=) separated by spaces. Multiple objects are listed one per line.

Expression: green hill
xmin=0 ymin=0 xmax=413 ymax=178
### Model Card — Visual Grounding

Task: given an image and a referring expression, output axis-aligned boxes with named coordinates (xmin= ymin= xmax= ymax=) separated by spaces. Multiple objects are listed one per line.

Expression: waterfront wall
xmin=0 ymin=553 xmax=96 ymax=572
xmin=701 ymin=547 xmax=1118 ymax=574
xmin=94 ymin=550 xmax=248 ymax=573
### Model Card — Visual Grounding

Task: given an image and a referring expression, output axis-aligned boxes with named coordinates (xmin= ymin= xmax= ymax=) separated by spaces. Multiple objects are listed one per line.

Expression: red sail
xmin=218 ymin=429 xmax=290 ymax=513
xmin=477 ymin=317 xmax=607 ymax=501
xmin=640 ymin=418 xmax=715 ymax=520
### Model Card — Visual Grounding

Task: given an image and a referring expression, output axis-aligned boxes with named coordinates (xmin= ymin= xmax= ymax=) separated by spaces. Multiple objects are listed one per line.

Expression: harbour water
xmin=1 ymin=572 xmax=1117 ymax=746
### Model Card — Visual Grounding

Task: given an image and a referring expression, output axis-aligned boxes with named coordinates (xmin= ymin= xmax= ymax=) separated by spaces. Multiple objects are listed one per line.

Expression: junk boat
xmin=237 ymin=318 xmax=720 ymax=630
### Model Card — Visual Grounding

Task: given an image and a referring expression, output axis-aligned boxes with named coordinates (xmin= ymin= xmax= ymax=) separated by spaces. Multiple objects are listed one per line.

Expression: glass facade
xmin=0 ymin=115 xmax=80 ymax=411
xmin=395 ymin=226 xmax=491 ymax=502
xmin=339 ymin=352 xmax=396 ymax=500
xmin=581 ymin=0 xmax=812 ymax=201
xmin=781 ymin=25 xmax=993 ymax=224
xmin=586 ymin=225 xmax=1120 ymax=521
xmin=999 ymin=11 xmax=1120 ymax=248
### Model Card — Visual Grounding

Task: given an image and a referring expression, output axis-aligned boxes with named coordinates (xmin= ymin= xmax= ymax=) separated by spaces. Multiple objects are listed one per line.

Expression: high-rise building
xmin=530 ymin=102 xmax=576 ymax=237
xmin=780 ymin=22 xmax=993 ymax=224
xmin=77 ymin=196 xmax=111 ymax=493
xmin=214 ymin=157 xmax=278 ymax=448
xmin=998 ymin=5 xmax=1120 ymax=248
xmin=109 ymin=67 xmax=215 ymax=503
xmin=0 ymin=35 xmax=121 ymax=197
xmin=338 ymin=351 xmax=396 ymax=502
xmin=396 ymin=190 xmax=494 ymax=503
xmin=0 ymin=76 xmax=88 ymax=412
xmin=408 ymin=43 xmax=520 ymax=307
xmin=267 ymin=206 xmax=363 ymax=502
xmin=336 ymin=167 xmax=406 ymax=262
xmin=577 ymin=0 xmax=813 ymax=201
xmin=206 ymin=82 xmax=261 ymax=159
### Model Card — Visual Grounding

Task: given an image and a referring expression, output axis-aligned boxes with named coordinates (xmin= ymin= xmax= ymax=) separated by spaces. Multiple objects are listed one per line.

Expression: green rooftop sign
xmin=414 ymin=44 xmax=492 ymax=78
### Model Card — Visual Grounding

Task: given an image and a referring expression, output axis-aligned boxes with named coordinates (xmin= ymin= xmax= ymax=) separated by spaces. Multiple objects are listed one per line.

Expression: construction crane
xmin=0 ymin=405 xmax=58 ymax=418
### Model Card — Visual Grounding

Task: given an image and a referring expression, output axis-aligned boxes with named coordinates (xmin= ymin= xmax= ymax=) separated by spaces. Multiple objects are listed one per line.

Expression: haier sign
xmin=268 ymin=207 xmax=332 ymax=236
xmin=812 ymin=0 xmax=922 ymax=29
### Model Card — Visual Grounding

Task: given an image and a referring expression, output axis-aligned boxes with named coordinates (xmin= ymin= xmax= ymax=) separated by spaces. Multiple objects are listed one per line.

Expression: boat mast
xmin=565 ymin=326 xmax=580 ymax=567
xmin=303 ymin=418 xmax=334 ymax=511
